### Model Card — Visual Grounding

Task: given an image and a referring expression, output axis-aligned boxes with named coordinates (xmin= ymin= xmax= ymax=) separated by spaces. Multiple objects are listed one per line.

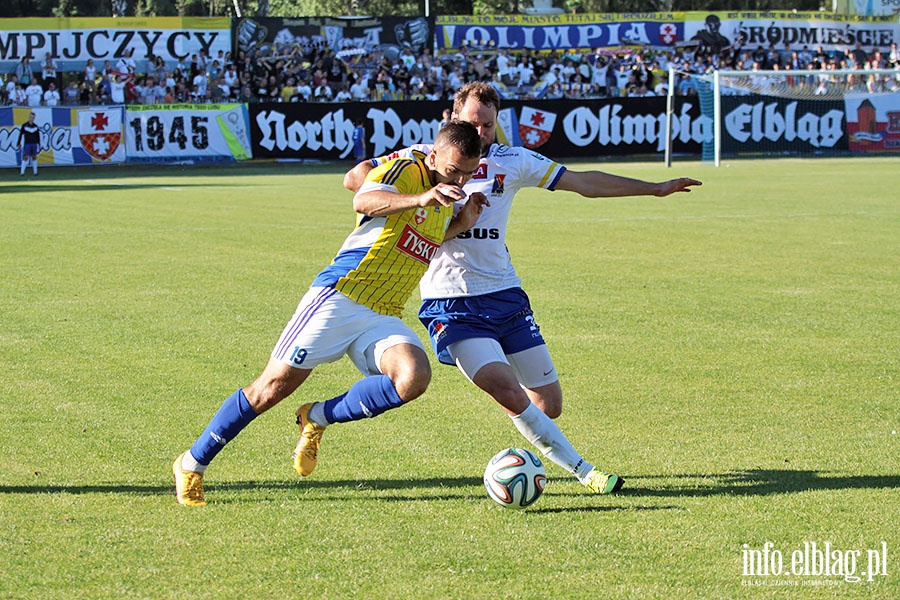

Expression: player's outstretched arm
xmin=344 ymin=161 xmax=374 ymax=193
xmin=555 ymin=169 xmax=702 ymax=198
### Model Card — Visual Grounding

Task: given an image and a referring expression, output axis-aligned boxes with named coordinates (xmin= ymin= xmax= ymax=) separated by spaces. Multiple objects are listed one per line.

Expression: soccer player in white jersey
xmin=172 ymin=122 xmax=487 ymax=506
xmin=345 ymin=82 xmax=701 ymax=494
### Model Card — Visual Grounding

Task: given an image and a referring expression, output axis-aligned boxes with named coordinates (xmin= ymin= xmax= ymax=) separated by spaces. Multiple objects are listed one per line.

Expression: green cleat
xmin=293 ymin=403 xmax=326 ymax=477
xmin=172 ymin=452 xmax=207 ymax=507
xmin=583 ymin=469 xmax=624 ymax=494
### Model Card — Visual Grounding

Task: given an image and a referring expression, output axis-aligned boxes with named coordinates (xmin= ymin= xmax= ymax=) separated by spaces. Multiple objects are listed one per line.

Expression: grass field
xmin=1 ymin=157 xmax=897 ymax=599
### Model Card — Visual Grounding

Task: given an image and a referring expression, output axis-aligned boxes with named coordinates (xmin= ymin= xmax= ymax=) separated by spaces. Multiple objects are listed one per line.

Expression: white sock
xmin=181 ymin=450 xmax=207 ymax=474
xmin=307 ymin=402 xmax=329 ymax=426
xmin=510 ymin=403 xmax=593 ymax=481
xmin=20 ymin=160 xmax=26 ymax=175
xmin=32 ymin=160 xmax=37 ymax=174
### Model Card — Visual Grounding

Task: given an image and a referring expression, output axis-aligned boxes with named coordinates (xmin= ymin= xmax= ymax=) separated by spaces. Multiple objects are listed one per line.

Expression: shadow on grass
xmin=622 ymin=470 xmax=900 ymax=498
xmin=2 ymin=470 xmax=896 ymax=501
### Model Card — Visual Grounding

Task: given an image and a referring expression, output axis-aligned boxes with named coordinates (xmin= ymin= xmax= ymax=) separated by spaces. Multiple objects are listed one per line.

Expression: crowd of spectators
xmin=3 ymin=35 xmax=899 ymax=107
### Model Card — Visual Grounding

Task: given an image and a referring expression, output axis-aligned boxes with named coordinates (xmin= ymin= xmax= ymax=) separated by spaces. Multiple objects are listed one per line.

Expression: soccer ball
xmin=483 ymin=448 xmax=546 ymax=509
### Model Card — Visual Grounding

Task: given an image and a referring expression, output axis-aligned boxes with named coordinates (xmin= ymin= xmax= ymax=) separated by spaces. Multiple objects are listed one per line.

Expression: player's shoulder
xmin=372 ymin=154 xmax=426 ymax=183
xmin=487 ymin=143 xmax=555 ymax=165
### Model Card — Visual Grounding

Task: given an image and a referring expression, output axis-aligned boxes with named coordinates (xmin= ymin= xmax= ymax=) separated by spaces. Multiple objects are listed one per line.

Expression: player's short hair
xmin=433 ymin=120 xmax=482 ymax=159
xmin=453 ymin=81 xmax=500 ymax=116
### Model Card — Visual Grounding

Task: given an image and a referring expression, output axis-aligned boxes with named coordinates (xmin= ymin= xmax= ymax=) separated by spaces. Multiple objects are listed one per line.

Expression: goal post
xmin=666 ymin=67 xmax=900 ymax=165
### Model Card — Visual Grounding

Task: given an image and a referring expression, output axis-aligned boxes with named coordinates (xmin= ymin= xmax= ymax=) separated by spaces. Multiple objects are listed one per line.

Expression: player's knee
xmin=243 ymin=380 xmax=284 ymax=412
xmin=389 ymin=361 xmax=431 ymax=402
xmin=491 ymin=385 xmax=531 ymax=415
xmin=537 ymin=400 xmax=562 ymax=419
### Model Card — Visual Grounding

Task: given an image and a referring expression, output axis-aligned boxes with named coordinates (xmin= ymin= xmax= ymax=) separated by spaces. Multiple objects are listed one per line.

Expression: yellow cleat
xmin=172 ymin=452 xmax=207 ymax=507
xmin=583 ymin=469 xmax=624 ymax=495
xmin=293 ymin=403 xmax=326 ymax=477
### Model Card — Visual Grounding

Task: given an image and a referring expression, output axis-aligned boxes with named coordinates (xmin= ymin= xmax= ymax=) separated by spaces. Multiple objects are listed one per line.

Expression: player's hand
xmin=421 ymin=183 xmax=467 ymax=208
xmin=655 ymin=177 xmax=702 ymax=196
xmin=453 ymin=192 xmax=490 ymax=230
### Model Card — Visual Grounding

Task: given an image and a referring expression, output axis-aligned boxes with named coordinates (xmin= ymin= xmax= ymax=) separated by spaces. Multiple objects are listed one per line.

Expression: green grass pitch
xmin=1 ymin=157 xmax=897 ymax=599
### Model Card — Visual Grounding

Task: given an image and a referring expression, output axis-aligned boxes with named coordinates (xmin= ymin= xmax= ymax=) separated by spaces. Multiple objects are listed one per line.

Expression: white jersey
xmin=372 ymin=143 xmax=566 ymax=299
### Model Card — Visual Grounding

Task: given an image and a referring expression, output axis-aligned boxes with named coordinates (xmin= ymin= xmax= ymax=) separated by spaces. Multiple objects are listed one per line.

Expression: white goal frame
xmin=665 ymin=67 xmax=900 ymax=167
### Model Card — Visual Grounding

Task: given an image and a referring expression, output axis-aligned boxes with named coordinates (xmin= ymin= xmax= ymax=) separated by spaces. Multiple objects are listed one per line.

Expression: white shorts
xmin=272 ymin=287 xmax=425 ymax=376
xmin=447 ymin=337 xmax=558 ymax=390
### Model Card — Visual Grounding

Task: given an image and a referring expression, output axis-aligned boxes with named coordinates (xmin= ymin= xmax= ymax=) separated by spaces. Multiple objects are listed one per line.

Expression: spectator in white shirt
xmin=84 ymin=59 xmax=97 ymax=88
xmin=141 ymin=78 xmax=164 ymax=104
xmin=314 ymin=83 xmax=333 ymax=102
xmin=349 ymin=79 xmax=368 ymax=101
xmin=517 ymin=59 xmax=535 ymax=87
xmin=192 ymin=71 xmax=208 ymax=97
xmin=496 ymin=49 xmax=512 ymax=85
xmin=41 ymin=52 xmax=58 ymax=87
xmin=25 ymin=82 xmax=44 ymax=106
xmin=11 ymin=84 xmax=27 ymax=105
xmin=116 ymin=49 xmax=137 ymax=75
xmin=334 ymin=84 xmax=352 ymax=102
xmin=110 ymin=75 xmax=127 ymax=104
xmin=295 ymin=79 xmax=312 ymax=102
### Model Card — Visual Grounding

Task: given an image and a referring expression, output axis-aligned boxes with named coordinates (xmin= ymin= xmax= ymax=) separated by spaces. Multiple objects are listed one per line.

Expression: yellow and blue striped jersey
xmin=312 ymin=152 xmax=452 ymax=316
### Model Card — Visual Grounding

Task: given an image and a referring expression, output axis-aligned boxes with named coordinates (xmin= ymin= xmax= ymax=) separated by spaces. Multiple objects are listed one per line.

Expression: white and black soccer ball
xmin=483 ymin=448 xmax=546 ymax=509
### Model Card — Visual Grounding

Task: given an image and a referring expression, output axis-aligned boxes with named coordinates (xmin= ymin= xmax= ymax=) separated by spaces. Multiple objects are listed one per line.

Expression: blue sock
xmin=323 ymin=375 xmax=405 ymax=424
xmin=190 ymin=389 xmax=258 ymax=466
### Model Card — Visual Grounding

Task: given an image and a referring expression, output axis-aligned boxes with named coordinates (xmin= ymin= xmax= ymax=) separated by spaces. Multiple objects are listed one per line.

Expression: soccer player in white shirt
xmin=345 ymin=82 xmax=701 ymax=495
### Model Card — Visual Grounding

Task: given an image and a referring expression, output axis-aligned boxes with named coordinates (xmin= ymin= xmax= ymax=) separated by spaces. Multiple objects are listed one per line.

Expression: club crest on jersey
xmin=471 ymin=163 xmax=489 ymax=180
xmin=414 ymin=207 xmax=428 ymax=225
xmin=491 ymin=174 xmax=506 ymax=195
xmin=397 ymin=224 xmax=439 ymax=265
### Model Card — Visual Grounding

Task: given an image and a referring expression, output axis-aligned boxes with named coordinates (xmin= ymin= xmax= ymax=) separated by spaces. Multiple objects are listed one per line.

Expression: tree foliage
xmin=0 ymin=0 xmax=828 ymax=18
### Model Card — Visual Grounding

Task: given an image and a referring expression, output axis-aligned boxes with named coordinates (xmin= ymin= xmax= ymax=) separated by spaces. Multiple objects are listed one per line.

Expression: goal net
xmin=668 ymin=68 xmax=900 ymax=165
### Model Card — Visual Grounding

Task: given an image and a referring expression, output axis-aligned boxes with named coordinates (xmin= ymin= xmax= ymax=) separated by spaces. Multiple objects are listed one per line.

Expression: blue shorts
xmin=418 ymin=287 xmax=546 ymax=366
xmin=22 ymin=143 xmax=40 ymax=158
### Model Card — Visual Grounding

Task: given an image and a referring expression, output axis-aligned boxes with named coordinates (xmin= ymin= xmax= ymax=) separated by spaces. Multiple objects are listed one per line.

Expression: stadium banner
xmin=436 ymin=12 xmax=900 ymax=52
xmin=125 ymin=103 xmax=252 ymax=162
xmin=720 ymin=94 xmax=848 ymax=155
xmin=0 ymin=105 xmax=125 ymax=168
xmin=435 ymin=13 xmax=684 ymax=51
xmin=683 ymin=11 xmax=900 ymax=54
xmin=845 ymin=93 xmax=900 ymax=152
xmin=233 ymin=16 xmax=434 ymax=64
xmin=0 ymin=17 xmax=231 ymax=73
xmin=248 ymin=98 xmax=707 ymax=160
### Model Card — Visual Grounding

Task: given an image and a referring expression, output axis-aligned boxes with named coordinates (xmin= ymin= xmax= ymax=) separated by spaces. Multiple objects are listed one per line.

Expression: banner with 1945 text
xmin=125 ymin=103 xmax=252 ymax=162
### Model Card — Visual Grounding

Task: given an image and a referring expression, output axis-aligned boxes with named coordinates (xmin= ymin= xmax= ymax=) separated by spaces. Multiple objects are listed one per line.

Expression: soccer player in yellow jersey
xmin=173 ymin=122 xmax=486 ymax=506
